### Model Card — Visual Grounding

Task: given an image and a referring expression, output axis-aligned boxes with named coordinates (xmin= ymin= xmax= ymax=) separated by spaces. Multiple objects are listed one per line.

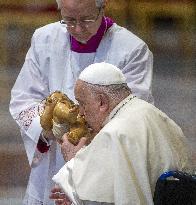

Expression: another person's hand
xmin=60 ymin=133 xmax=87 ymax=161
xmin=50 ymin=185 xmax=72 ymax=205
xmin=42 ymin=130 xmax=56 ymax=141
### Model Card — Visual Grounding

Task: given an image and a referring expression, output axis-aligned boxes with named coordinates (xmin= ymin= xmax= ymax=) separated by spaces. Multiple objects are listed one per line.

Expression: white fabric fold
xmin=52 ymin=159 xmax=82 ymax=205
xmin=71 ymin=97 xmax=191 ymax=204
xmin=53 ymin=97 xmax=191 ymax=204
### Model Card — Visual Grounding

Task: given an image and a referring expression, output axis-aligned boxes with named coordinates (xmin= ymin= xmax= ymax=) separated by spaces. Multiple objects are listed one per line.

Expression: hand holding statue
xmin=60 ymin=133 xmax=88 ymax=161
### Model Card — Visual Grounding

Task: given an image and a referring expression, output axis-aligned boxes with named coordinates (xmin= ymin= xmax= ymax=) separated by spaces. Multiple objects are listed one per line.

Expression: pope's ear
xmin=98 ymin=93 xmax=109 ymax=112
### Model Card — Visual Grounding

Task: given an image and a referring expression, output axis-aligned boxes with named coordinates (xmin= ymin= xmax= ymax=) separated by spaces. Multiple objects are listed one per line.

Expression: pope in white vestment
xmin=9 ymin=1 xmax=153 ymax=204
xmin=53 ymin=63 xmax=192 ymax=205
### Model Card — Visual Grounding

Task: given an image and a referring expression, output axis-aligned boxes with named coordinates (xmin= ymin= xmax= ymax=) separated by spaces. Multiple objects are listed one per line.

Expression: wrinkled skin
xmin=50 ymin=185 xmax=71 ymax=205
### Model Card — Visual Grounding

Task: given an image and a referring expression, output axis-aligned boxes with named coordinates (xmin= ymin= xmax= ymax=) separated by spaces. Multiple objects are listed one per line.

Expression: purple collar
xmin=70 ymin=17 xmax=114 ymax=53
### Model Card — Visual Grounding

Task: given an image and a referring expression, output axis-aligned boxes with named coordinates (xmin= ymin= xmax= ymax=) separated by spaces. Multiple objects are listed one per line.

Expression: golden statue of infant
xmin=40 ymin=91 xmax=89 ymax=145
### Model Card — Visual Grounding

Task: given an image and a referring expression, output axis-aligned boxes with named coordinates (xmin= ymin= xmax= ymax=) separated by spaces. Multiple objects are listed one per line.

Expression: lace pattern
xmin=16 ymin=102 xmax=45 ymax=131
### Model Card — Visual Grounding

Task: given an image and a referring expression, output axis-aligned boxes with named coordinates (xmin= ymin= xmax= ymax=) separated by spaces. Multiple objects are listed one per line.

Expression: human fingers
xmin=61 ymin=133 xmax=69 ymax=142
xmin=55 ymin=196 xmax=72 ymax=205
xmin=60 ymin=137 xmax=76 ymax=161
xmin=50 ymin=185 xmax=66 ymax=200
xmin=60 ymin=134 xmax=75 ymax=154
xmin=76 ymin=137 xmax=87 ymax=150
xmin=55 ymin=199 xmax=67 ymax=205
xmin=50 ymin=191 xmax=66 ymax=200
xmin=50 ymin=185 xmax=62 ymax=193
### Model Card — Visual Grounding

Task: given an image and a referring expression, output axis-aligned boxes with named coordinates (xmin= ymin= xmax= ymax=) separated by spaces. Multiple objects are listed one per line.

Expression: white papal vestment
xmin=10 ymin=21 xmax=153 ymax=205
xmin=53 ymin=96 xmax=192 ymax=205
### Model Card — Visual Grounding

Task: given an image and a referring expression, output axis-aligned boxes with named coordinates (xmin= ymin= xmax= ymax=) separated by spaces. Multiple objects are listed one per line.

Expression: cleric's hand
xmin=60 ymin=133 xmax=87 ymax=161
xmin=50 ymin=185 xmax=71 ymax=205
xmin=42 ymin=130 xmax=56 ymax=141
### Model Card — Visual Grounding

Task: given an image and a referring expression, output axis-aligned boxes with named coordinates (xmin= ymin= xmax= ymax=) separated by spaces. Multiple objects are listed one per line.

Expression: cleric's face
xmin=60 ymin=0 xmax=103 ymax=43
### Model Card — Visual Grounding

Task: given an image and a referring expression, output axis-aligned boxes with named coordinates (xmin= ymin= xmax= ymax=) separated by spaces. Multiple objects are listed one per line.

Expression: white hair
xmin=86 ymin=83 xmax=131 ymax=102
xmin=56 ymin=0 xmax=104 ymax=9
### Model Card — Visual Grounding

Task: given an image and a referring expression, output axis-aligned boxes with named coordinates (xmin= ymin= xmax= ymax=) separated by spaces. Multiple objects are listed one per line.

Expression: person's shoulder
xmin=108 ymin=23 xmax=146 ymax=49
xmin=35 ymin=21 xmax=61 ymax=33
xmin=102 ymin=98 xmax=169 ymax=137
xmin=107 ymin=97 xmax=168 ymax=129
xmin=33 ymin=21 xmax=67 ymax=40
xmin=128 ymin=98 xmax=165 ymax=119
xmin=128 ymin=98 xmax=181 ymax=130
xmin=102 ymin=98 xmax=149 ymax=131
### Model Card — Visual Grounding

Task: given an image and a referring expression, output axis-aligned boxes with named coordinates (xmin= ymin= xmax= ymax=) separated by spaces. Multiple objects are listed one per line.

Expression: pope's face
xmin=74 ymin=80 xmax=104 ymax=135
xmin=60 ymin=0 xmax=103 ymax=43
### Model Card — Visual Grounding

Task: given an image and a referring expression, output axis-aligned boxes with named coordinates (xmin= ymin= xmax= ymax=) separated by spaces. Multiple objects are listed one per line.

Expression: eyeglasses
xmin=60 ymin=7 xmax=102 ymax=28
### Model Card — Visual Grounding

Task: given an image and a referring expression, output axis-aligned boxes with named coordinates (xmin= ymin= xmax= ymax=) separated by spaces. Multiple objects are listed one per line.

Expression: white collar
xmin=102 ymin=94 xmax=135 ymax=126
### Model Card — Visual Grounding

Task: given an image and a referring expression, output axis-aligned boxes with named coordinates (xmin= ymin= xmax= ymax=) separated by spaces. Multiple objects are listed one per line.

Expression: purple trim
xmin=70 ymin=17 xmax=114 ymax=53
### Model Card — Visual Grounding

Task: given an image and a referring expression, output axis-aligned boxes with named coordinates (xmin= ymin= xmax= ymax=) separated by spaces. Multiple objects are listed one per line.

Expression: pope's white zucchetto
xmin=78 ymin=62 xmax=126 ymax=85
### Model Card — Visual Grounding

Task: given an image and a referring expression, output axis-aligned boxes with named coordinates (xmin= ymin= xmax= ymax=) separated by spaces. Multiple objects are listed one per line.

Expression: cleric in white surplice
xmin=9 ymin=0 xmax=154 ymax=203
xmin=52 ymin=63 xmax=193 ymax=205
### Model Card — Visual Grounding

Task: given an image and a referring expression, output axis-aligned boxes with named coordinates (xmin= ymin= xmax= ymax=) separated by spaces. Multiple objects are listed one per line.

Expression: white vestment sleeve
xmin=122 ymin=43 xmax=153 ymax=103
xmin=53 ymin=159 xmax=114 ymax=205
xmin=9 ymin=31 xmax=50 ymax=165
xmin=10 ymin=31 xmax=49 ymax=115
xmin=53 ymin=159 xmax=82 ymax=205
